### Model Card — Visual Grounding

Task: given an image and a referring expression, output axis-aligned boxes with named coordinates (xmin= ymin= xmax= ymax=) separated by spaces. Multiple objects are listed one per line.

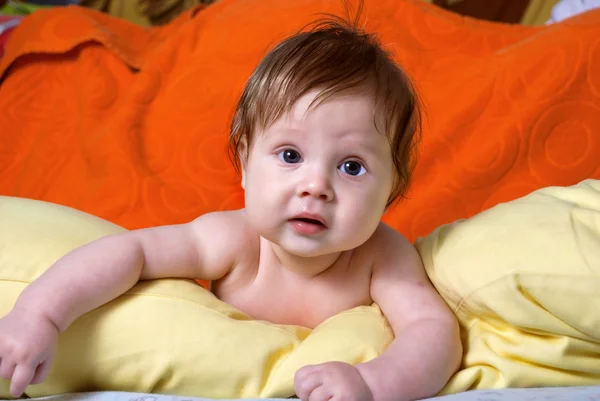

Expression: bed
xmin=13 ymin=386 xmax=600 ymax=401
xmin=0 ymin=0 xmax=599 ymax=400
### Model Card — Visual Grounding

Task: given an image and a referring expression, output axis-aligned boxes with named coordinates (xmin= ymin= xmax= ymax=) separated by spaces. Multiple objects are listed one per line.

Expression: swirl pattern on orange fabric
xmin=0 ymin=0 xmax=599 ymax=242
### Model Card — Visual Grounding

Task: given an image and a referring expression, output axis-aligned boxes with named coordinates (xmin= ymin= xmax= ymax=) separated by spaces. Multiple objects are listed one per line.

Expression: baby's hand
xmin=0 ymin=308 xmax=58 ymax=397
xmin=294 ymin=362 xmax=374 ymax=401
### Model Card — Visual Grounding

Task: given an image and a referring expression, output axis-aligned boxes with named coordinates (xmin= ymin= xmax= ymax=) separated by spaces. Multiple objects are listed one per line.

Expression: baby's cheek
xmin=246 ymin=182 xmax=280 ymax=219
xmin=343 ymin=199 xmax=381 ymax=233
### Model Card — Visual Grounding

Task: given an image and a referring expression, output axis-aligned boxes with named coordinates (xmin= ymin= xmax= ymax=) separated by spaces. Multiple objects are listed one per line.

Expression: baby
xmin=0 ymin=15 xmax=462 ymax=401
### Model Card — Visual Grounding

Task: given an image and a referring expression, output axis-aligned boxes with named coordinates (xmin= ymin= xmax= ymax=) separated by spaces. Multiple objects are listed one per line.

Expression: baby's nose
xmin=296 ymin=170 xmax=334 ymax=201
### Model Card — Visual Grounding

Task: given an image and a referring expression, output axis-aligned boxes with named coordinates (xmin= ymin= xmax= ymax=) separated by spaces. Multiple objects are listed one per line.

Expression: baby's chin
xmin=278 ymin=237 xmax=367 ymax=259
xmin=283 ymin=247 xmax=341 ymax=259
xmin=257 ymin=223 xmax=372 ymax=255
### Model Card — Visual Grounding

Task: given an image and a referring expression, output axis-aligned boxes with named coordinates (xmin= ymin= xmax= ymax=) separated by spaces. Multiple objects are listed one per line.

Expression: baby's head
xmin=228 ymin=14 xmax=422 ymax=257
xmin=229 ymin=16 xmax=421 ymax=209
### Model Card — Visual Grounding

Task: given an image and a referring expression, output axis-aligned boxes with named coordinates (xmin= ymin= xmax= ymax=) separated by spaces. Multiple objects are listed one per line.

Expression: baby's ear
xmin=238 ymin=139 xmax=248 ymax=190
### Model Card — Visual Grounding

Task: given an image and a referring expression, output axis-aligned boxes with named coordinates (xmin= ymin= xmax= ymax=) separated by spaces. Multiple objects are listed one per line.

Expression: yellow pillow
xmin=416 ymin=178 xmax=600 ymax=394
xmin=0 ymin=196 xmax=393 ymax=399
xmin=3 ymin=179 xmax=600 ymax=399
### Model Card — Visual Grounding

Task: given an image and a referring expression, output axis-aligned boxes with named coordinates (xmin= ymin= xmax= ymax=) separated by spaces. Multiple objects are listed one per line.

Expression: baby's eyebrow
xmin=282 ymin=127 xmax=306 ymax=135
xmin=266 ymin=123 xmax=305 ymax=135
xmin=338 ymin=136 xmax=382 ymax=156
xmin=258 ymin=125 xmax=302 ymax=140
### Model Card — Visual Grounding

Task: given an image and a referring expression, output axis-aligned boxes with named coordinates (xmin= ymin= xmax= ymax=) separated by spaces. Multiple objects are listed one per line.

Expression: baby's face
xmin=242 ymin=89 xmax=395 ymax=257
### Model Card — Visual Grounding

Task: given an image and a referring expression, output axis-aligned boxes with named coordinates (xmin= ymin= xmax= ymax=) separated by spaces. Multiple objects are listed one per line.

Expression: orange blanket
xmin=1 ymin=0 xmax=599 ymax=242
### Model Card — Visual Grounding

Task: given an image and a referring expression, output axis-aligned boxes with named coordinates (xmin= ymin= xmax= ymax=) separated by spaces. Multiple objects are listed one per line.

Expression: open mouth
xmin=291 ymin=217 xmax=325 ymax=226
xmin=288 ymin=215 xmax=328 ymax=235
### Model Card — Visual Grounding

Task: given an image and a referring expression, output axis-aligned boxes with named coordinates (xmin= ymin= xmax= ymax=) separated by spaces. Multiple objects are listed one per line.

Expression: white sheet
xmin=5 ymin=386 xmax=600 ymax=401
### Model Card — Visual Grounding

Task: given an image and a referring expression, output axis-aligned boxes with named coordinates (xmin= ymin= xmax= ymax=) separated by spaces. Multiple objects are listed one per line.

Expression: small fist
xmin=294 ymin=361 xmax=374 ymax=401
xmin=0 ymin=309 xmax=59 ymax=397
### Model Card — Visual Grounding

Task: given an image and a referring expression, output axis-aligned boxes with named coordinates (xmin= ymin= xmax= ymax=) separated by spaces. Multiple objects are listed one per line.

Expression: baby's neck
xmin=266 ymin=240 xmax=344 ymax=278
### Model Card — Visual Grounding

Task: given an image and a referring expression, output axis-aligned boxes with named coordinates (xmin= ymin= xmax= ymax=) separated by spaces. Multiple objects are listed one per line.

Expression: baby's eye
xmin=277 ymin=149 xmax=302 ymax=164
xmin=339 ymin=160 xmax=366 ymax=176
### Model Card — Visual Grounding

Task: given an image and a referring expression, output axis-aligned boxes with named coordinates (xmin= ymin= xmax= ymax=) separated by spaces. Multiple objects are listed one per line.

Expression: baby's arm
xmin=356 ymin=225 xmax=462 ymax=401
xmin=0 ymin=211 xmax=243 ymax=396
xmin=14 ymin=211 xmax=240 ymax=332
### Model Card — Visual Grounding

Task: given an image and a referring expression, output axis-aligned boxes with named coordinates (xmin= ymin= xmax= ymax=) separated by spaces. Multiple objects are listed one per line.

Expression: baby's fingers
xmin=295 ymin=367 xmax=324 ymax=401
xmin=31 ymin=358 xmax=53 ymax=385
xmin=0 ymin=359 xmax=16 ymax=381
xmin=10 ymin=364 xmax=36 ymax=398
xmin=307 ymin=385 xmax=333 ymax=401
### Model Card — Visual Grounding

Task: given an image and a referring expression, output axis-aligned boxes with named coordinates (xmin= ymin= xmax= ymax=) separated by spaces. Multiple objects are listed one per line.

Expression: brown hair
xmin=228 ymin=4 xmax=421 ymax=208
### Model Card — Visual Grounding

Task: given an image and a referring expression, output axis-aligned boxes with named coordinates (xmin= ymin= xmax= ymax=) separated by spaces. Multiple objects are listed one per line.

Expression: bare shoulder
xmin=368 ymin=221 xmax=413 ymax=249
xmin=190 ymin=209 xmax=256 ymax=246
xmin=134 ymin=209 xmax=257 ymax=281
xmin=188 ymin=209 xmax=258 ymax=268
xmin=365 ymin=222 xmax=457 ymax=327
xmin=190 ymin=209 xmax=251 ymax=231
xmin=362 ymin=222 xmax=422 ymax=275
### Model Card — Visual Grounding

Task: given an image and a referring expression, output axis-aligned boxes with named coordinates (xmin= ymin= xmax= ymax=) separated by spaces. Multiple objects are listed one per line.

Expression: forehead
xmin=292 ymin=88 xmax=372 ymax=117
xmin=272 ymin=89 xmax=387 ymax=142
